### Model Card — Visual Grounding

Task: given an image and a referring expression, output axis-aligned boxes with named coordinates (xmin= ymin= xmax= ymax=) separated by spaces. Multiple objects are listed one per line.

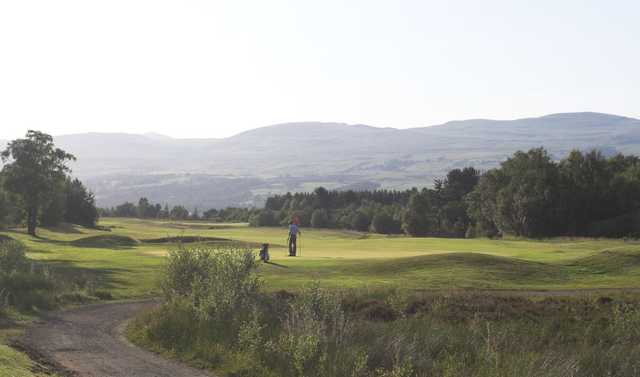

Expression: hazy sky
xmin=1 ymin=0 xmax=639 ymax=139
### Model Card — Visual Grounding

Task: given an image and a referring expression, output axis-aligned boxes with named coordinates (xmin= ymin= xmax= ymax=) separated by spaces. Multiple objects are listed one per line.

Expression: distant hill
xmin=3 ymin=112 xmax=640 ymax=209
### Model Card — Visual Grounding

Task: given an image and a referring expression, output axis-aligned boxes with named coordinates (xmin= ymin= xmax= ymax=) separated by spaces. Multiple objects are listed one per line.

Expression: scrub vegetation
xmin=129 ymin=245 xmax=640 ymax=377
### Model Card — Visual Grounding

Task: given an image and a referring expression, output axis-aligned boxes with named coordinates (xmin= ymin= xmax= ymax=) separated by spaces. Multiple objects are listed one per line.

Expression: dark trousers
xmin=288 ymin=235 xmax=297 ymax=256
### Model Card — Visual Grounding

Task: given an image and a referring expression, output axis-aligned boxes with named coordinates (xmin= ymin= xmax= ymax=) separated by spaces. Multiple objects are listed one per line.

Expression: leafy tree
xmin=350 ymin=211 xmax=370 ymax=232
xmin=250 ymin=209 xmax=277 ymax=227
xmin=170 ymin=205 xmax=190 ymax=220
xmin=371 ymin=211 xmax=402 ymax=234
xmin=131 ymin=197 xmax=161 ymax=219
xmin=494 ymin=148 xmax=563 ymax=237
xmin=65 ymin=178 xmax=99 ymax=227
xmin=403 ymin=190 xmax=435 ymax=236
xmin=466 ymin=169 xmax=503 ymax=238
xmin=435 ymin=167 xmax=480 ymax=236
xmin=114 ymin=202 xmax=137 ymax=217
xmin=40 ymin=177 xmax=67 ymax=227
xmin=0 ymin=180 xmax=21 ymax=229
xmin=310 ymin=209 xmax=330 ymax=228
xmin=559 ymin=150 xmax=612 ymax=235
xmin=1 ymin=131 xmax=75 ymax=235
xmin=313 ymin=187 xmax=330 ymax=209
xmin=202 ymin=208 xmax=218 ymax=220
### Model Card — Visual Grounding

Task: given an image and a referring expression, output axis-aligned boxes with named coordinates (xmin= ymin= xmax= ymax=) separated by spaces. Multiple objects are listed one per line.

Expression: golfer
xmin=288 ymin=221 xmax=301 ymax=256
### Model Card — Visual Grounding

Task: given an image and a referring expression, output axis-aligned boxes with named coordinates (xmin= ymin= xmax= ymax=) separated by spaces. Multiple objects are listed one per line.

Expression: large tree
xmin=1 ymin=131 xmax=75 ymax=236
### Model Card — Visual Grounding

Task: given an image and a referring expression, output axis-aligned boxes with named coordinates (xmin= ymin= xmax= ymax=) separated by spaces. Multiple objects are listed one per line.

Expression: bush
xmin=371 ymin=212 xmax=402 ymax=235
xmin=310 ymin=209 xmax=330 ymax=228
xmin=0 ymin=240 xmax=28 ymax=274
xmin=0 ymin=240 xmax=105 ymax=312
xmin=249 ymin=210 xmax=278 ymax=227
xmin=162 ymin=246 xmax=261 ymax=331
xmin=350 ymin=212 xmax=370 ymax=232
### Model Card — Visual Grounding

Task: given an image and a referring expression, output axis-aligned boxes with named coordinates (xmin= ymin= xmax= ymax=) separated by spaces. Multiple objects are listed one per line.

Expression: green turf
xmin=1 ymin=218 xmax=639 ymax=297
xmin=0 ymin=344 xmax=41 ymax=377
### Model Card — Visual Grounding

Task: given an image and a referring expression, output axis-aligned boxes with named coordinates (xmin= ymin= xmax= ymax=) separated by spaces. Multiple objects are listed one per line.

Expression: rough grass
xmin=0 ymin=344 xmax=38 ymax=377
xmin=128 ymin=247 xmax=640 ymax=377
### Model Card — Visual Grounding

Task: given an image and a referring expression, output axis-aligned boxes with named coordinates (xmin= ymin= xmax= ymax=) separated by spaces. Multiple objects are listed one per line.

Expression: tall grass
xmin=129 ymin=245 xmax=640 ymax=377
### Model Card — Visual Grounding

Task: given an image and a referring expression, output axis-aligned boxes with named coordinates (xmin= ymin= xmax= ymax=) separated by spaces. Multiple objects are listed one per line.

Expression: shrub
xmin=249 ymin=210 xmax=278 ymax=227
xmin=162 ymin=246 xmax=261 ymax=341
xmin=0 ymin=240 xmax=104 ymax=311
xmin=371 ymin=212 xmax=402 ymax=235
xmin=0 ymin=240 xmax=28 ymax=274
xmin=351 ymin=212 xmax=370 ymax=232
xmin=310 ymin=209 xmax=330 ymax=228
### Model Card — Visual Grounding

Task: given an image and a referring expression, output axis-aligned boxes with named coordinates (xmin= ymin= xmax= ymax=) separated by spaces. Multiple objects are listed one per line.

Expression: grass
xmin=0 ymin=344 xmax=39 ymax=377
xmin=2 ymin=218 xmax=640 ymax=376
xmin=1 ymin=218 xmax=639 ymax=297
xmin=128 ymin=246 xmax=640 ymax=377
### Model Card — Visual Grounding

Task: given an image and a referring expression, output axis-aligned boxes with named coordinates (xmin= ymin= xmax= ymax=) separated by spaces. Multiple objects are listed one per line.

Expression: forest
xmin=256 ymin=148 xmax=640 ymax=238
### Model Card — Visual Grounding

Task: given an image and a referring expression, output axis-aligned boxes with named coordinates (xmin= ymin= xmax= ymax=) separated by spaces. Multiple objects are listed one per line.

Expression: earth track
xmin=19 ymin=300 xmax=211 ymax=377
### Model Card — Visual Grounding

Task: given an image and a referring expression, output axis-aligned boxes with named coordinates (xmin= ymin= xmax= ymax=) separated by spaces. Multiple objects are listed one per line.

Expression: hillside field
xmin=2 ymin=217 xmax=640 ymax=298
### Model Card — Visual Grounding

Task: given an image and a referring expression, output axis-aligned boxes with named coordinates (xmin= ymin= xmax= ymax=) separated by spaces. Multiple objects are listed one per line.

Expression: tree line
xmin=99 ymin=198 xmax=255 ymax=223
xmin=0 ymin=131 xmax=98 ymax=235
xmin=255 ymin=148 xmax=640 ymax=238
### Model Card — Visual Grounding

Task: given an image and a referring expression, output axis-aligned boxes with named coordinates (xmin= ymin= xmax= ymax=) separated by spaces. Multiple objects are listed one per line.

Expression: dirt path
xmin=19 ymin=300 xmax=211 ymax=377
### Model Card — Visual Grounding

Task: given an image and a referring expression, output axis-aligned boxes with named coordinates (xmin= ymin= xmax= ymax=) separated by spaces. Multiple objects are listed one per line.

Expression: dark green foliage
xmin=1 ymin=131 xmax=75 ymax=235
xmin=170 ymin=205 xmax=190 ymax=220
xmin=102 ymin=199 xmax=255 ymax=223
xmin=0 ymin=180 xmax=22 ymax=230
xmin=40 ymin=178 xmax=67 ymax=227
xmin=259 ymin=169 xmax=479 ymax=237
xmin=113 ymin=202 xmax=138 ymax=217
xmin=350 ymin=211 xmax=370 ymax=232
xmin=249 ymin=209 xmax=277 ymax=227
xmin=370 ymin=212 xmax=402 ymax=234
xmin=468 ymin=148 xmax=640 ymax=238
xmin=137 ymin=197 xmax=162 ymax=219
xmin=64 ymin=178 xmax=99 ymax=227
xmin=0 ymin=240 xmax=29 ymax=274
xmin=402 ymin=190 xmax=436 ymax=236
xmin=0 ymin=132 xmax=98 ymax=232
xmin=310 ymin=209 xmax=330 ymax=228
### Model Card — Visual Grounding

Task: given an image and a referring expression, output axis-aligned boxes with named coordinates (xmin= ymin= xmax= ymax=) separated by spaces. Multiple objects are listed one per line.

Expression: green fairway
xmin=2 ymin=217 xmax=640 ymax=297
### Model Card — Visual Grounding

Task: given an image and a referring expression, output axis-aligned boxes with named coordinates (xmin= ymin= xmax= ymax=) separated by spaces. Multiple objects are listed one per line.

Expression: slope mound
xmin=141 ymin=236 xmax=231 ymax=244
xmin=70 ymin=235 xmax=140 ymax=248
xmin=571 ymin=249 xmax=640 ymax=273
xmin=349 ymin=252 xmax=565 ymax=283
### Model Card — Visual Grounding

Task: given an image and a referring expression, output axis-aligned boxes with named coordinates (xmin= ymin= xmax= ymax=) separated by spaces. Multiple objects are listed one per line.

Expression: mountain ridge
xmin=1 ymin=112 xmax=639 ymax=209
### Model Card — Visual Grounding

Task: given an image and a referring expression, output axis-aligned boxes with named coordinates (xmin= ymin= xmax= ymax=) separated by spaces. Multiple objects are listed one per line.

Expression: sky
xmin=1 ymin=0 xmax=639 ymax=140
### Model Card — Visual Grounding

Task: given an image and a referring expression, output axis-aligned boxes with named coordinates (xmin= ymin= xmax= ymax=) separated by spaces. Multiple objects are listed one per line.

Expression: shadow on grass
xmin=28 ymin=235 xmax=139 ymax=250
xmin=43 ymin=259 xmax=132 ymax=290
xmin=263 ymin=261 xmax=290 ymax=269
xmin=41 ymin=223 xmax=85 ymax=234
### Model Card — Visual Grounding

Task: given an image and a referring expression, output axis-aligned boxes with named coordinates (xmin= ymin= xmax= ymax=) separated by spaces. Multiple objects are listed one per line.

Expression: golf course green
xmin=2 ymin=217 xmax=639 ymax=298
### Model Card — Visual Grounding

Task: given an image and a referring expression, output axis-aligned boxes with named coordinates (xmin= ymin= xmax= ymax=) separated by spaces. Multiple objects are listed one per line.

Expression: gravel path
xmin=21 ymin=300 xmax=211 ymax=377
